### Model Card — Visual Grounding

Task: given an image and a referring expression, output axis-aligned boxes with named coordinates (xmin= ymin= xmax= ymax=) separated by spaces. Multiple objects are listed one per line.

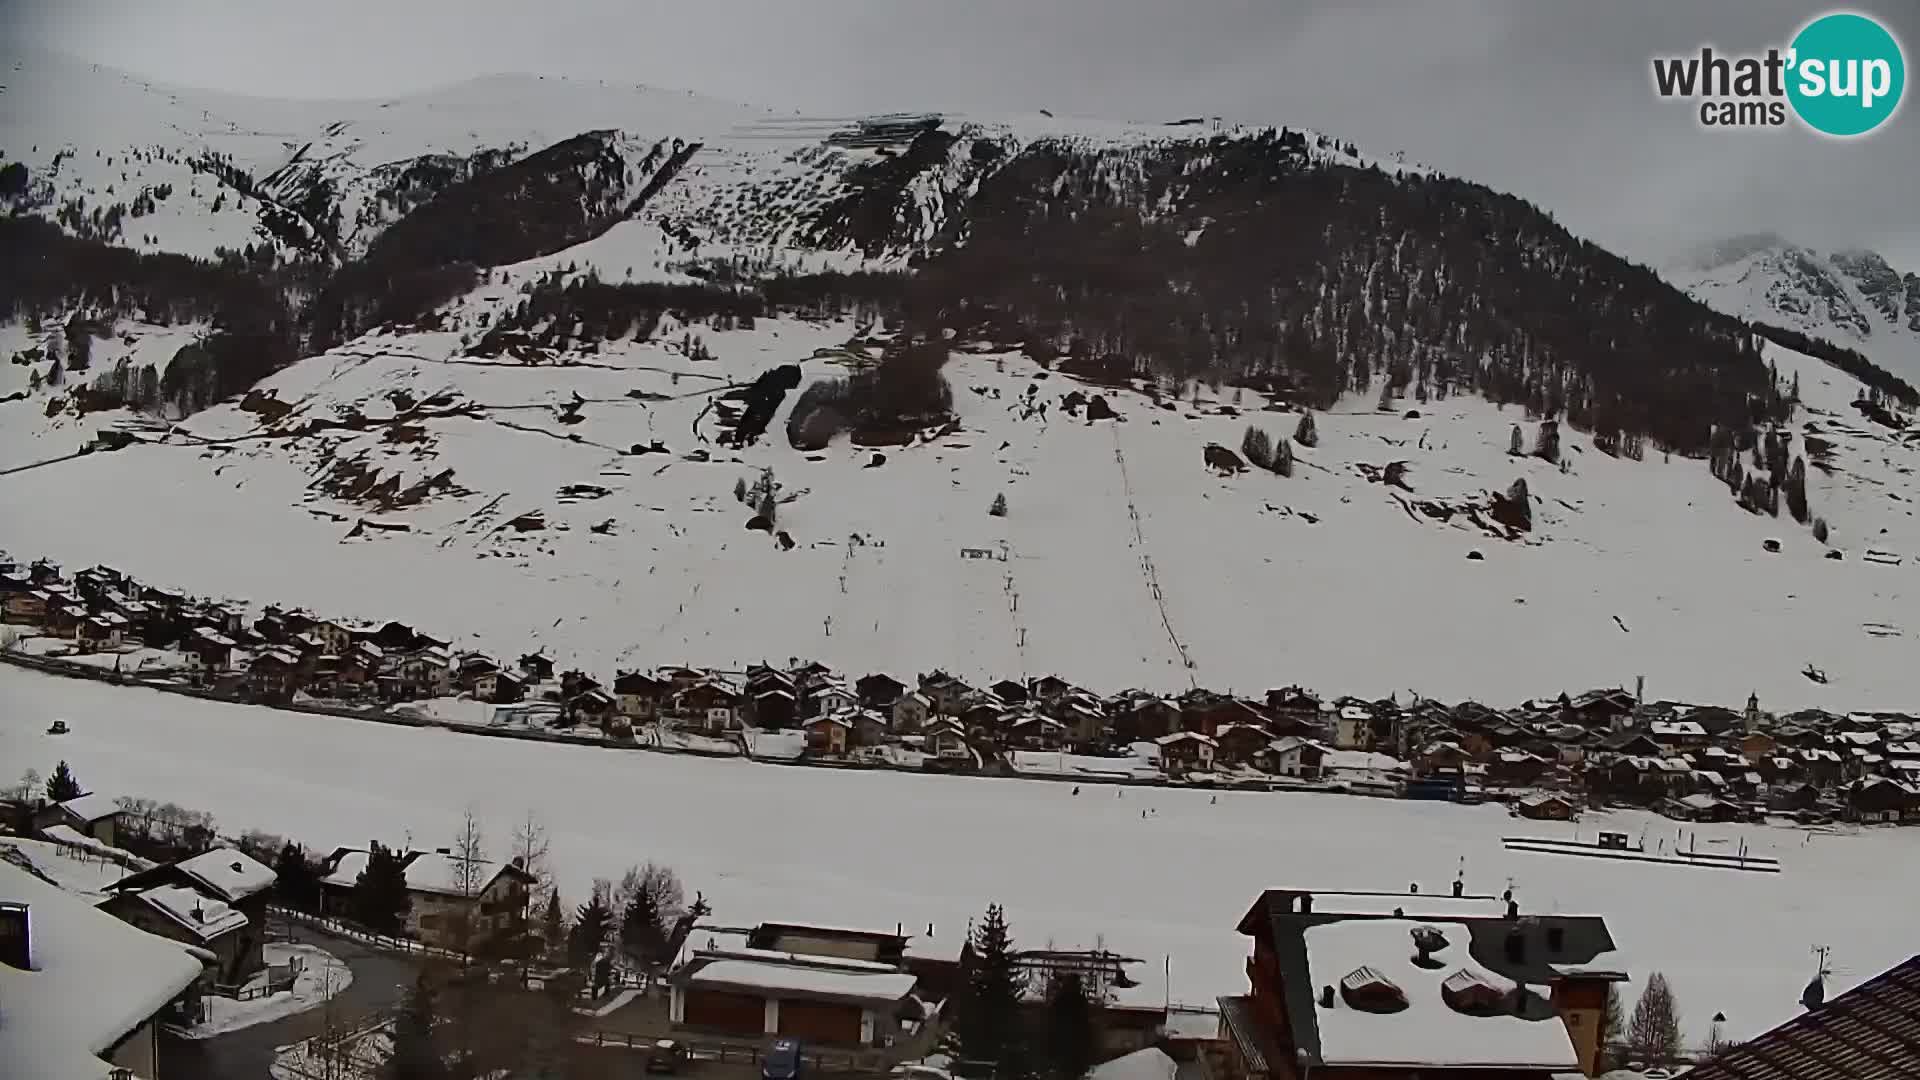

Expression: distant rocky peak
xmin=1683 ymin=231 xmax=1794 ymax=272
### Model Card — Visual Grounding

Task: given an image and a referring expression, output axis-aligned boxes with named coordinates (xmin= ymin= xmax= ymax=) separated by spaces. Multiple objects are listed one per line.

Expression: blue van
xmin=763 ymin=1039 xmax=804 ymax=1080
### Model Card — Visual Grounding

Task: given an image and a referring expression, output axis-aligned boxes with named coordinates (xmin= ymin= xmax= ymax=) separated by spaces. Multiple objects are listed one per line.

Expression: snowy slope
xmin=4 ymin=303 xmax=1917 ymax=710
xmin=0 ymin=46 xmax=782 ymax=260
xmin=1675 ymin=235 xmax=1920 ymax=384
xmin=4 ymin=664 xmax=1912 ymax=1045
xmin=2 ymin=45 xmax=1393 ymax=271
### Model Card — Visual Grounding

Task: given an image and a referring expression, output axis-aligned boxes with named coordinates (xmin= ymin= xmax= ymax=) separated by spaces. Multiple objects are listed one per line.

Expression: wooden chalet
xmin=855 ymin=672 xmax=908 ymax=709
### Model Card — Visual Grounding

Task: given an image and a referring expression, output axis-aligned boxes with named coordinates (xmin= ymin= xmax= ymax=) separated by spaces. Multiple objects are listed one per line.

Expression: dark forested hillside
xmin=893 ymin=129 xmax=1785 ymax=457
xmin=5 ymin=116 xmax=1859 ymax=461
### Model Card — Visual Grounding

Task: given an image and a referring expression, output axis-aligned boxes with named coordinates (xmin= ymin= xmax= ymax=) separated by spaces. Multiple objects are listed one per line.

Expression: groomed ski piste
xmin=3 ymin=663 xmax=1913 ymax=1044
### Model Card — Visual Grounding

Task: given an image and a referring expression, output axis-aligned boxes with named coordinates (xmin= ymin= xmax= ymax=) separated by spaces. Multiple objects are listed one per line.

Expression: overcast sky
xmin=11 ymin=0 xmax=1920 ymax=268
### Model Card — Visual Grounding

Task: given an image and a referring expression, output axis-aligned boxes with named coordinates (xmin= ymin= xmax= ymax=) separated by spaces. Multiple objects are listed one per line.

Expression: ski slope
xmin=3 ymin=664 xmax=1911 ymax=1046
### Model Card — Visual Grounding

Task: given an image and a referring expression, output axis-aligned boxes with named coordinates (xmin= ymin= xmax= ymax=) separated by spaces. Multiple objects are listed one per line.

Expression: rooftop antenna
xmin=1802 ymin=945 xmax=1832 ymax=1010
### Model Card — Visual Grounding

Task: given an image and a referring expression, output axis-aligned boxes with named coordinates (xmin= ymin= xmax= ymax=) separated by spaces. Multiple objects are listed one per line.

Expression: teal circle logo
xmin=1787 ymin=12 xmax=1906 ymax=136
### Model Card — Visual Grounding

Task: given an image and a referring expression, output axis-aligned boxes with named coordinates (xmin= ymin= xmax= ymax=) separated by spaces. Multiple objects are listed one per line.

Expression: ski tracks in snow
xmin=1111 ymin=428 xmax=1198 ymax=686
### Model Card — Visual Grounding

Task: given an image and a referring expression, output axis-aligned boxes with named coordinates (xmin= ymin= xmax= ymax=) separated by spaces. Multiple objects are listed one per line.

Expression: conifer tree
xmin=1508 ymin=424 xmax=1524 ymax=456
xmin=542 ymin=887 xmax=565 ymax=955
xmin=274 ymin=841 xmax=320 ymax=913
xmin=1293 ymin=411 xmax=1318 ymax=448
xmin=1272 ymin=438 xmax=1294 ymax=477
xmin=385 ymin=974 xmax=448 ymax=1079
xmin=956 ymin=903 xmax=1030 ymax=1077
xmin=1241 ymin=426 xmax=1273 ymax=470
xmin=1535 ymin=419 xmax=1561 ymax=464
xmin=621 ymin=887 xmax=666 ymax=970
xmin=352 ymin=843 xmax=412 ymax=936
xmin=1786 ymin=457 xmax=1809 ymax=523
xmin=45 ymin=760 xmax=82 ymax=802
xmin=734 ymin=477 xmax=747 ymax=503
xmin=989 ymin=493 xmax=1008 ymax=517
xmin=569 ymin=890 xmax=611 ymax=967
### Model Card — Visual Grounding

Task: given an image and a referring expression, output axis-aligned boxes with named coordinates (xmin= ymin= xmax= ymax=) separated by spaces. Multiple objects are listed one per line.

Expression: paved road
xmin=159 ymin=923 xmax=419 ymax=1080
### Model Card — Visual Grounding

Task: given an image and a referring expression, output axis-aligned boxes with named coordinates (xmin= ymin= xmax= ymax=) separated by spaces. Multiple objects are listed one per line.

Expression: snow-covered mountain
xmin=1675 ymin=234 xmax=1920 ymax=384
xmin=4 ymin=49 xmax=1919 ymax=711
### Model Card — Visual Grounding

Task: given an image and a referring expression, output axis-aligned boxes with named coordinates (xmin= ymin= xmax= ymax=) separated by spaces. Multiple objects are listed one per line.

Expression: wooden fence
xmin=575 ymin=1030 xmax=890 ymax=1074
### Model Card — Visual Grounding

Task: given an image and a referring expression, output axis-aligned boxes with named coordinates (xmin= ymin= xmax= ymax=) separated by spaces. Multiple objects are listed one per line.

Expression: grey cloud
xmin=10 ymin=0 xmax=1920 ymax=267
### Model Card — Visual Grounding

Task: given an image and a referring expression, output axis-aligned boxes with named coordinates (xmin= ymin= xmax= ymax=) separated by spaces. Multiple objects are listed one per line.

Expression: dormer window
xmin=1441 ymin=968 xmax=1508 ymax=1016
xmin=1339 ymin=965 xmax=1409 ymax=1013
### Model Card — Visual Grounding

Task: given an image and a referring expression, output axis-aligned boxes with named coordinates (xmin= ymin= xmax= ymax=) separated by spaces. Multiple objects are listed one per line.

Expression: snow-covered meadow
xmin=5 ymin=665 xmax=1915 ymax=1044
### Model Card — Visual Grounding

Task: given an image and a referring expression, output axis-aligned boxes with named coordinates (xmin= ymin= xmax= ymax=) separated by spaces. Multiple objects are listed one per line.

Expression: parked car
xmin=646 ymin=1039 xmax=690 ymax=1074
xmin=762 ymin=1038 xmax=804 ymax=1080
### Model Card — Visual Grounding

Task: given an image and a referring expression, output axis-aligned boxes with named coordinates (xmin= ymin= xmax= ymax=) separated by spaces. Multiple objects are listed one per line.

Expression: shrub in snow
xmin=1293 ymin=411 xmax=1318 ymax=448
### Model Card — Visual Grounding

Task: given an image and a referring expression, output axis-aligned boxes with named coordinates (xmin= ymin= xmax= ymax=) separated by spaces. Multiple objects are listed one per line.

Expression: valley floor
xmin=6 ymin=664 xmax=1917 ymax=1045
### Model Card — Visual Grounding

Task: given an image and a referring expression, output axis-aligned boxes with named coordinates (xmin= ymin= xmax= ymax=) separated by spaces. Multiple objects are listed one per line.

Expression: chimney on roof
xmin=1451 ymin=878 xmax=1464 ymax=898
xmin=1319 ymin=985 xmax=1335 ymax=1008
xmin=192 ymin=901 xmax=205 ymax=923
xmin=1409 ymin=882 xmax=1419 ymax=895
xmin=1298 ymin=893 xmax=1313 ymax=914
xmin=1506 ymin=898 xmax=1519 ymax=919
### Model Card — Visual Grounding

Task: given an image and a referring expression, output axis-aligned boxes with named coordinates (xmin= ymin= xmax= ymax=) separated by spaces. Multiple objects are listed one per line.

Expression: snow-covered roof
xmin=176 ymin=847 xmax=276 ymax=902
xmin=1301 ymin=919 xmax=1578 ymax=1070
xmin=686 ymin=957 xmax=919 ymax=1002
xmin=1088 ymin=1047 xmax=1177 ymax=1080
xmin=128 ymin=883 xmax=251 ymax=941
xmin=1268 ymin=735 xmax=1327 ymax=756
xmin=319 ymin=850 xmax=370 ymax=890
xmin=1156 ymin=731 xmax=1217 ymax=746
xmin=403 ymin=851 xmax=521 ymax=896
xmin=193 ymin=626 xmax=237 ymax=647
xmin=50 ymin=792 xmax=121 ymax=823
xmin=0 ymin=860 xmax=206 ymax=1079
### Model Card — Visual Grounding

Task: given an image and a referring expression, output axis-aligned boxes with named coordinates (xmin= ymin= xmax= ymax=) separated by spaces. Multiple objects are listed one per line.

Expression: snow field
xmin=5 ymin=665 xmax=1915 ymax=1045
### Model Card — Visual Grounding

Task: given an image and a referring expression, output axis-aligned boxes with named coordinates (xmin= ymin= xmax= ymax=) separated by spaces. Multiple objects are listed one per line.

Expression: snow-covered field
xmin=6 ymin=665 xmax=1915 ymax=1045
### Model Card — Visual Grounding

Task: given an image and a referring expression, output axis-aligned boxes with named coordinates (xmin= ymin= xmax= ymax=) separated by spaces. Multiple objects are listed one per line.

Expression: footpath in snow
xmin=180 ymin=941 xmax=354 ymax=1039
